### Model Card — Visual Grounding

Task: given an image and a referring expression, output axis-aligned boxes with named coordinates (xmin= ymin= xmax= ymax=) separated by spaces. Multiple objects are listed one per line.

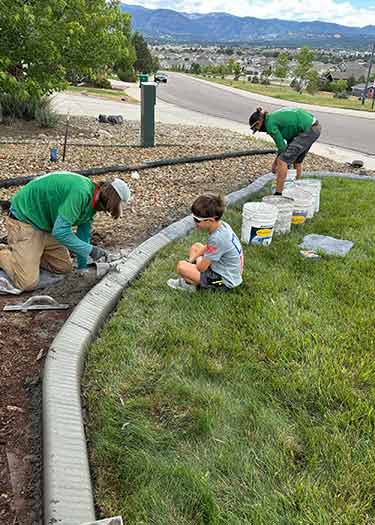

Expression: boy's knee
xmin=176 ymin=260 xmax=185 ymax=274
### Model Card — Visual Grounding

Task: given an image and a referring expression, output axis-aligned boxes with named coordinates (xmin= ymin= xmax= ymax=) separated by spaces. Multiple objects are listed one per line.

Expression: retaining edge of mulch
xmin=42 ymin=171 xmax=373 ymax=525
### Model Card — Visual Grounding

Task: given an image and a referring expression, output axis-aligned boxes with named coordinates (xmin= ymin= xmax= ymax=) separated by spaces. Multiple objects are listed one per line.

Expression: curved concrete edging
xmin=43 ymin=171 xmax=373 ymax=525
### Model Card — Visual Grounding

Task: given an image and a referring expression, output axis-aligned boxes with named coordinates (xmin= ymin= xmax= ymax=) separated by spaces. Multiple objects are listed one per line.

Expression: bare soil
xmin=0 ymin=116 xmax=369 ymax=524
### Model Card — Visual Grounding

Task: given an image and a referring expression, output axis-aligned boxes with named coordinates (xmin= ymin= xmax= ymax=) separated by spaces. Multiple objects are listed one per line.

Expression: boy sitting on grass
xmin=167 ymin=194 xmax=243 ymax=292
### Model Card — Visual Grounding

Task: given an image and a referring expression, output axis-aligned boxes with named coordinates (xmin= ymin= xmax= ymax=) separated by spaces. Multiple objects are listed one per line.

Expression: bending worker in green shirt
xmin=0 ymin=171 xmax=131 ymax=291
xmin=249 ymin=107 xmax=321 ymax=194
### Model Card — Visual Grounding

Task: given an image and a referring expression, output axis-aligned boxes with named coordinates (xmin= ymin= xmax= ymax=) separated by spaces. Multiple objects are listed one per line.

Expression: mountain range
xmin=120 ymin=3 xmax=375 ymax=47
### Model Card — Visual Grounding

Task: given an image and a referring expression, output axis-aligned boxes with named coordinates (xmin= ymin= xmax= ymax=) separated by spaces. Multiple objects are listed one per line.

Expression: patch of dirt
xmin=0 ymin=117 xmax=372 ymax=524
xmin=0 ymin=300 xmax=66 ymax=524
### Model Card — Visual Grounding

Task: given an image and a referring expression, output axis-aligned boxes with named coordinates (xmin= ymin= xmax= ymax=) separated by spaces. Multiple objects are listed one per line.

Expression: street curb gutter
xmin=43 ymin=171 xmax=372 ymax=525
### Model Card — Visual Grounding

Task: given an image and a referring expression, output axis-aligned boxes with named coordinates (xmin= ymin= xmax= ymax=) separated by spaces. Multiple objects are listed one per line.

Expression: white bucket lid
xmin=243 ymin=201 xmax=278 ymax=220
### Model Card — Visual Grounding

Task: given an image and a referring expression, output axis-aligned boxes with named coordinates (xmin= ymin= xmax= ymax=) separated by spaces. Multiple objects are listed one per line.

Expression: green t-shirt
xmin=265 ymin=108 xmax=314 ymax=153
xmin=11 ymin=172 xmax=97 ymax=231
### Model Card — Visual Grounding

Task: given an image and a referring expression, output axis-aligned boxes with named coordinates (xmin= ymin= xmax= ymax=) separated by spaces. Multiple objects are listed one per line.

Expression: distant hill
xmin=120 ymin=3 xmax=375 ymax=47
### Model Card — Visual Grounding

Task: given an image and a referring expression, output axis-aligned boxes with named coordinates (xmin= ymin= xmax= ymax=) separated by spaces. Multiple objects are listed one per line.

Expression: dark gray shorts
xmin=200 ymin=268 xmax=231 ymax=292
xmin=279 ymin=122 xmax=321 ymax=165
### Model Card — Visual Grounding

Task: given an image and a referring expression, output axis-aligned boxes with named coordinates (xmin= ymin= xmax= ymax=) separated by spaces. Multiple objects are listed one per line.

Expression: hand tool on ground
xmin=3 ymin=295 xmax=70 ymax=312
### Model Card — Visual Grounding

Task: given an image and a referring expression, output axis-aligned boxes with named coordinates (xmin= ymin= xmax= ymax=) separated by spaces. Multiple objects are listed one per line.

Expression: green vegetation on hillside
xmin=192 ymin=76 xmax=375 ymax=112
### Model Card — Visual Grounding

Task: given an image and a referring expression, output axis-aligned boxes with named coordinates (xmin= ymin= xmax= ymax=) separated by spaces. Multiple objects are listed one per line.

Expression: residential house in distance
xmin=351 ymin=83 xmax=374 ymax=98
xmin=327 ymin=62 xmax=368 ymax=82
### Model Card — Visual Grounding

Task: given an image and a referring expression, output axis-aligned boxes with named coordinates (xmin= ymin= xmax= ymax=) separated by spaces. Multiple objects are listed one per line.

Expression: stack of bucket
xmin=241 ymin=202 xmax=278 ymax=246
xmin=262 ymin=195 xmax=294 ymax=234
xmin=283 ymin=186 xmax=314 ymax=223
xmin=271 ymin=169 xmax=297 ymax=193
xmin=294 ymin=179 xmax=322 ymax=213
xmin=241 ymin=170 xmax=322 ymax=246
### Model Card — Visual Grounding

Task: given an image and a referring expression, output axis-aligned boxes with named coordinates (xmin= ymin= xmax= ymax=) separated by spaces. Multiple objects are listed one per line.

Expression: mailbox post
xmin=141 ymin=81 xmax=156 ymax=148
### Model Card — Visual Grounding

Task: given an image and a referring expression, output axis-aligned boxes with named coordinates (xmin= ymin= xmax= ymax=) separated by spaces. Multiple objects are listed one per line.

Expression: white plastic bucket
xmin=286 ymin=169 xmax=297 ymax=180
xmin=241 ymin=202 xmax=278 ymax=245
xmin=294 ymin=179 xmax=322 ymax=213
xmin=282 ymin=187 xmax=314 ymax=225
xmin=271 ymin=169 xmax=297 ymax=194
xmin=262 ymin=195 xmax=294 ymax=234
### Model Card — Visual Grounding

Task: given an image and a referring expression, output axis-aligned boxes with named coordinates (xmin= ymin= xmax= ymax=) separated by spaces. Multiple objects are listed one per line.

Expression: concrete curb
xmin=81 ymin=518 xmax=123 ymax=525
xmin=43 ymin=171 xmax=373 ymax=525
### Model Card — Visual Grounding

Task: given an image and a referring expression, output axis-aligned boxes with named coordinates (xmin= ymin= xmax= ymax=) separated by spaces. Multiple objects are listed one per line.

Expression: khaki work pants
xmin=0 ymin=217 xmax=73 ymax=291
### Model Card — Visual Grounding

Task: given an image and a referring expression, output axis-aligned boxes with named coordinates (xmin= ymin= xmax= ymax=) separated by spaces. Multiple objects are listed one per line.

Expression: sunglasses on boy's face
xmin=192 ymin=214 xmax=217 ymax=223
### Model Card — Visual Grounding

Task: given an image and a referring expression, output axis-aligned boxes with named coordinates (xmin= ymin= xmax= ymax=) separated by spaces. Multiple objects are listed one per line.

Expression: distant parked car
xmin=154 ymin=72 xmax=168 ymax=83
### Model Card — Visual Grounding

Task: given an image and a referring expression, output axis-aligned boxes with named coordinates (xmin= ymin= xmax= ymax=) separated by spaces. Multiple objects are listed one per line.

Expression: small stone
xmin=7 ymin=405 xmax=24 ymax=413
xmin=95 ymin=129 xmax=112 ymax=138
xmin=36 ymin=349 xmax=45 ymax=361
xmin=131 ymin=171 xmax=140 ymax=180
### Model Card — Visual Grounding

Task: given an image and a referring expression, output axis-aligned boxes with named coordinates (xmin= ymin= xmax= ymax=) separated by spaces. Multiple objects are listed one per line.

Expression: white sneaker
xmin=167 ymin=277 xmax=196 ymax=292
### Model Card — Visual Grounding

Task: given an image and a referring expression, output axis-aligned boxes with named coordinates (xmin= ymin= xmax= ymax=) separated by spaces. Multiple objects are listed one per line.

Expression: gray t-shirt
xmin=204 ymin=221 xmax=243 ymax=288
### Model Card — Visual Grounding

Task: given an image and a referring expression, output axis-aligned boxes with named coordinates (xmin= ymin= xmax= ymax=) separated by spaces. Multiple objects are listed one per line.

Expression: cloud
xmin=126 ymin=0 xmax=375 ymax=26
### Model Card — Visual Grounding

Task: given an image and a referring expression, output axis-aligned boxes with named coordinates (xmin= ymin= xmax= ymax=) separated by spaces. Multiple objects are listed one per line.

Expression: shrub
xmin=331 ymin=80 xmax=348 ymax=96
xmin=117 ymin=69 xmax=137 ymax=82
xmin=334 ymin=92 xmax=349 ymax=99
xmin=0 ymin=93 xmax=59 ymax=127
xmin=35 ymin=98 xmax=59 ymax=128
xmin=92 ymin=75 xmax=112 ymax=89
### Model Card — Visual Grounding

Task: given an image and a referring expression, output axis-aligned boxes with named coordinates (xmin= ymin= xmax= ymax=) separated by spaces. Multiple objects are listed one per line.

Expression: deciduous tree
xmin=294 ymin=46 xmax=315 ymax=91
xmin=275 ymin=51 xmax=289 ymax=79
xmin=0 ymin=0 xmax=130 ymax=99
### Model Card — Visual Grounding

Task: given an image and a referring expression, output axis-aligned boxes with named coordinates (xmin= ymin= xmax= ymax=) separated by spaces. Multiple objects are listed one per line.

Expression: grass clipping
xmin=84 ymin=177 xmax=375 ymax=524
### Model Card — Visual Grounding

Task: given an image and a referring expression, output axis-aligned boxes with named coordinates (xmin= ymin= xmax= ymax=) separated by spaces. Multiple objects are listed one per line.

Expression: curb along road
xmin=43 ymin=172 xmax=374 ymax=525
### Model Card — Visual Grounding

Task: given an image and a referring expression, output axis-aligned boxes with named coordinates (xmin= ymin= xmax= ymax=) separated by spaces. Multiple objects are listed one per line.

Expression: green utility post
xmin=141 ymin=81 xmax=156 ymax=148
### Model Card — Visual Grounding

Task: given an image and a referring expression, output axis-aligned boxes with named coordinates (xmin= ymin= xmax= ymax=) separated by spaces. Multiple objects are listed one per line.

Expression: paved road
xmin=156 ymin=73 xmax=375 ymax=156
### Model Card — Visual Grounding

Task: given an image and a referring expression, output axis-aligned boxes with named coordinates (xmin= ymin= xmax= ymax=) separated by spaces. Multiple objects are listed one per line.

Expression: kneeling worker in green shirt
xmin=0 ymin=171 xmax=131 ymax=291
xmin=249 ymin=107 xmax=321 ymax=194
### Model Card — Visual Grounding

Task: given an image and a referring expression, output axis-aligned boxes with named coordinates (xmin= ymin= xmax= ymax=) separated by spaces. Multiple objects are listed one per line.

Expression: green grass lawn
xmin=84 ymin=177 xmax=375 ymax=524
xmin=192 ymin=75 xmax=375 ymax=112
xmin=66 ymin=85 xmax=138 ymax=103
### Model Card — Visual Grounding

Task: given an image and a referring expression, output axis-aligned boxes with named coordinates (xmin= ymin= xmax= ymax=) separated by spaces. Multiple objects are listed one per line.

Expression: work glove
xmin=90 ymin=245 xmax=108 ymax=262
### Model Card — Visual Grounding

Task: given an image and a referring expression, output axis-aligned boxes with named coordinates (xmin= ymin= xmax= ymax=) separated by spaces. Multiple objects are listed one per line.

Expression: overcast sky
xmin=123 ymin=0 xmax=375 ymax=27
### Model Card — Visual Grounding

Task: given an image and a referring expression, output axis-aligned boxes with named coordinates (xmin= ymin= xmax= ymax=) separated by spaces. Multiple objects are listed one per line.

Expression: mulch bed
xmin=0 ymin=117 xmax=369 ymax=524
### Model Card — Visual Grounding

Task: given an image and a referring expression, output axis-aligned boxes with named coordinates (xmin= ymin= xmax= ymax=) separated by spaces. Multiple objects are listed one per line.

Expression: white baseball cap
xmin=111 ymin=178 xmax=131 ymax=203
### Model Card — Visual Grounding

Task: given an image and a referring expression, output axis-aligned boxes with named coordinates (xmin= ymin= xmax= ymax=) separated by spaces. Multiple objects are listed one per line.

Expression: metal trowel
xmin=4 ymin=295 xmax=70 ymax=312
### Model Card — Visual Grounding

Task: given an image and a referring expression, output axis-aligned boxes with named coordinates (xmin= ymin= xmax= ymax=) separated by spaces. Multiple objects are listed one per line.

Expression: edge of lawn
xmin=43 ymin=170 xmax=374 ymax=525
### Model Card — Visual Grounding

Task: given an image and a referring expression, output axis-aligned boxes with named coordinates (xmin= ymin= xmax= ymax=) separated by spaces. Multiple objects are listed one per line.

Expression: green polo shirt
xmin=265 ymin=108 xmax=315 ymax=153
xmin=11 ymin=172 xmax=97 ymax=231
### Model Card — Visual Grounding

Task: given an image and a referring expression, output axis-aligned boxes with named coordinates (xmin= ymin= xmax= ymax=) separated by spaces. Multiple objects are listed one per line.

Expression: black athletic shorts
xmin=200 ymin=268 xmax=231 ymax=292
xmin=279 ymin=122 xmax=321 ymax=165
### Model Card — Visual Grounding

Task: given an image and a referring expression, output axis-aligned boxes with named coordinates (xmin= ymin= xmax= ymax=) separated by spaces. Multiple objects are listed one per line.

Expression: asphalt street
xmin=156 ymin=73 xmax=375 ymax=156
